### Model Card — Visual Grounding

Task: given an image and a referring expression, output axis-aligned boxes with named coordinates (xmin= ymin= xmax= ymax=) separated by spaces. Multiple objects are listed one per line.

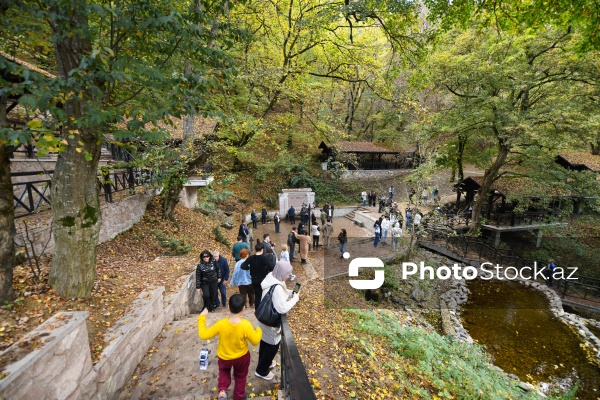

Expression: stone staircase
xmin=343 ymin=206 xmax=372 ymax=222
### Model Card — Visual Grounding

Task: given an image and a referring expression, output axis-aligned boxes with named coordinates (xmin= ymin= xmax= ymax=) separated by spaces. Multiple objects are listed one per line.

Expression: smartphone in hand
xmin=293 ymin=283 xmax=301 ymax=293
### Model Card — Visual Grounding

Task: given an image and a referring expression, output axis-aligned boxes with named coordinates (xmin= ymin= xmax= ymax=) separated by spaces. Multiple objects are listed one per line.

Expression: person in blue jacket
xmin=213 ymin=251 xmax=230 ymax=308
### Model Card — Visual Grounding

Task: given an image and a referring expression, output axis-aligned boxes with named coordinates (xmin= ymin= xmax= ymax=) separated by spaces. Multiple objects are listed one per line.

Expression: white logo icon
xmin=348 ymin=257 xmax=385 ymax=290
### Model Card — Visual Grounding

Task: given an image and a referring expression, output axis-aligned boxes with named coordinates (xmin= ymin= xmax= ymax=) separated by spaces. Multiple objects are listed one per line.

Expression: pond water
xmin=462 ymin=280 xmax=600 ymax=399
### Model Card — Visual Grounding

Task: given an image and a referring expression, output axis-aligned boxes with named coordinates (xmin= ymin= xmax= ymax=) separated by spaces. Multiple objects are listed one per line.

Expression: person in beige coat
xmin=322 ymin=219 xmax=334 ymax=249
xmin=292 ymin=230 xmax=310 ymax=264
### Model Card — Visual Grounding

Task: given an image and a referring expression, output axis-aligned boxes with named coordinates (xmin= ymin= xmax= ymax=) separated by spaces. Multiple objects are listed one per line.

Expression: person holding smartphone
xmin=254 ymin=261 xmax=300 ymax=380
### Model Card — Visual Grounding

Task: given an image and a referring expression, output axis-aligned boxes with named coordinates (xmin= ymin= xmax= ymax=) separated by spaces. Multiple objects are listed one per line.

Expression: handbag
xmin=255 ymin=285 xmax=281 ymax=327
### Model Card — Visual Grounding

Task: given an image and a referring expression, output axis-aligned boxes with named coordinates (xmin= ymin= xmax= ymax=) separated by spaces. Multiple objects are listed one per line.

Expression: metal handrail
xmin=418 ymin=231 xmax=600 ymax=303
xmin=280 ymin=314 xmax=317 ymax=400
xmin=12 ymin=167 xmax=153 ymax=217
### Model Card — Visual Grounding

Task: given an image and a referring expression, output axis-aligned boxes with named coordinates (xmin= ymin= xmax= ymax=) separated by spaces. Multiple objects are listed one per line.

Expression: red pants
xmin=218 ymin=351 xmax=250 ymax=400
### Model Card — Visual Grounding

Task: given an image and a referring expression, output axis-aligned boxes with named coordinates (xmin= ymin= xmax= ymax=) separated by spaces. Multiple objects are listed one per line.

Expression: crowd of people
xmin=195 ymin=186 xmax=441 ymax=398
xmin=195 ymin=201 xmax=351 ymax=399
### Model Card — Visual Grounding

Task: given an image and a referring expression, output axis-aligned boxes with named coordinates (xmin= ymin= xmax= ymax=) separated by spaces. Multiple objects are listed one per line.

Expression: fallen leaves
xmin=0 ymin=198 xmax=239 ymax=365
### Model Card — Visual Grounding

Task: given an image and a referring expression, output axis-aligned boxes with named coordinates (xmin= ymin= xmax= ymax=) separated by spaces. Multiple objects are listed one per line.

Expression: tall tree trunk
xmin=469 ymin=143 xmax=509 ymax=234
xmin=48 ymin=130 xmax=102 ymax=297
xmin=47 ymin=3 xmax=102 ymax=298
xmin=0 ymin=96 xmax=15 ymax=303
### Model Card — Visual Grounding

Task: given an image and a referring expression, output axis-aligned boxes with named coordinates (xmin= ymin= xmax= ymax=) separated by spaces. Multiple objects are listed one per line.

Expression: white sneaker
xmin=290 ymin=274 xmax=296 ymax=281
xmin=255 ymin=371 xmax=274 ymax=380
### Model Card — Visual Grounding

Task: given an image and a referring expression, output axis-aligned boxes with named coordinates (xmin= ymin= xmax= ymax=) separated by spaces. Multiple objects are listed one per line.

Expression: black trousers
xmin=256 ymin=340 xmax=280 ymax=377
xmin=201 ymin=282 xmax=218 ymax=311
xmin=253 ymin=283 xmax=263 ymax=310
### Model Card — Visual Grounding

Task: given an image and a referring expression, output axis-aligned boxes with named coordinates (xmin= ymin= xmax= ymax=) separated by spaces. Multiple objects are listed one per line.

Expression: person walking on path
xmin=261 ymin=207 xmax=268 ymax=225
xmin=198 ymin=294 xmax=262 ymax=400
xmin=232 ymin=236 xmax=250 ymax=262
xmin=328 ymin=203 xmax=334 ymax=221
xmin=322 ymin=219 xmax=334 ymax=249
xmin=238 ymin=222 xmax=249 ymax=243
xmin=373 ymin=223 xmax=381 ymax=248
xmin=388 ymin=186 xmax=395 ymax=200
xmin=262 ymin=234 xmax=278 ymax=263
xmin=338 ymin=228 xmax=348 ymax=257
xmin=361 ymin=191 xmax=368 ymax=207
xmin=413 ymin=212 xmax=422 ymax=233
xmin=406 ymin=209 xmax=413 ymax=233
xmin=381 ymin=216 xmax=390 ymax=245
xmin=391 ymin=221 xmax=402 ymax=251
xmin=408 ymin=188 xmax=416 ymax=205
xmin=311 ymin=222 xmax=320 ymax=250
xmin=254 ymin=261 xmax=299 ymax=381
xmin=274 ymin=212 xmax=281 ymax=233
xmin=288 ymin=206 xmax=296 ymax=225
xmin=251 ymin=210 xmax=257 ymax=229
xmin=279 ymin=244 xmax=296 ymax=281
xmin=196 ymin=250 xmax=221 ymax=312
xmin=287 ymin=228 xmax=297 ymax=261
xmin=421 ymin=189 xmax=429 ymax=206
xmin=292 ymin=230 xmax=311 ymax=264
xmin=214 ymin=251 xmax=230 ymax=309
xmin=320 ymin=208 xmax=327 ymax=226
xmin=230 ymin=249 xmax=254 ymax=307
xmin=300 ymin=206 xmax=309 ymax=225
xmin=241 ymin=242 xmax=275 ymax=310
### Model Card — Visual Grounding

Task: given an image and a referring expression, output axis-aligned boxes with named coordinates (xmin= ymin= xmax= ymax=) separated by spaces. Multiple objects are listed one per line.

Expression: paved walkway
xmin=117 ymin=208 xmax=423 ymax=399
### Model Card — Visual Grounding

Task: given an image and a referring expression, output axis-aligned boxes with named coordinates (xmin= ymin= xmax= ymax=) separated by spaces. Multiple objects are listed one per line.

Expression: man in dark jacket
xmin=261 ymin=207 xmax=268 ymax=225
xmin=241 ymin=242 xmax=276 ymax=309
xmin=288 ymin=206 xmax=296 ymax=224
xmin=251 ymin=209 xmax=258 ymax=229
xmin=213 ymin=251 xmax=230 ymax=308
xmin=287 ymin=227 xmax=297 ymax=261
xmin=196 ymin=250 xmax=221 ymax=312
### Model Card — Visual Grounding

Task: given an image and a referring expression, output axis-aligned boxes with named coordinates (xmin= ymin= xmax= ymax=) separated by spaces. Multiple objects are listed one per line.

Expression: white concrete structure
xmin=278 ymin=188 xmax=315 ymax=216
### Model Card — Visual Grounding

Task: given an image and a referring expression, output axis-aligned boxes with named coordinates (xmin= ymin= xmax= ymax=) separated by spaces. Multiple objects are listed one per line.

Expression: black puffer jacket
xmin=196 ymin=260 xmax=220 ymax=287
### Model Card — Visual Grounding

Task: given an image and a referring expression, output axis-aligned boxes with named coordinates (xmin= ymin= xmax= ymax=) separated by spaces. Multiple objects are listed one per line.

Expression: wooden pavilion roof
xmin=557 ymin=152 xmax=600 ymax=172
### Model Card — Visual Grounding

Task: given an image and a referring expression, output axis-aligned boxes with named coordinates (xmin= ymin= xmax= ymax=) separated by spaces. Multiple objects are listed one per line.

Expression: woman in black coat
xmin=196 ymin=250 xmax=221 ymax=312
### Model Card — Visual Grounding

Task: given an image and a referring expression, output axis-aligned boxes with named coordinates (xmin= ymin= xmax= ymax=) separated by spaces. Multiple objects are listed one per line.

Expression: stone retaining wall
xmin=340 ymin=169 xmax=412 ymax=180
xmin=0 ymin=272 xmax=200 ymax=400
xmin=14 ymin=190 xmax=156 ymax=257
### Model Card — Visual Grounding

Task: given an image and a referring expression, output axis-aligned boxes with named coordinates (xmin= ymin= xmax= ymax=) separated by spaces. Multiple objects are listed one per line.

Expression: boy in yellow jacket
xmin=198 ymin=294 xmax=262 ymax=400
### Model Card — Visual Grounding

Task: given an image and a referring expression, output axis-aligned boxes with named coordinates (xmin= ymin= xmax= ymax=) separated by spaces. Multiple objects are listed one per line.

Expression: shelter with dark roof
xmin=318 ymin=140 xmax=419 ymax=170
xmin=455 ymin=175 xmax=568 ymax=246
xmin=556 ymin=152 xmax=600 ymax=173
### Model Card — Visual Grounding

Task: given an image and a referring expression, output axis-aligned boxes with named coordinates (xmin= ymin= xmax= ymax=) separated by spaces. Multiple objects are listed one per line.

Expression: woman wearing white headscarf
xmin=254 ymin=261 xmax=299 ymax=380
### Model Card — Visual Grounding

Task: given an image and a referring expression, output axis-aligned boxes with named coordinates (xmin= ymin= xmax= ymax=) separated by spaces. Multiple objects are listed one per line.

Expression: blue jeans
xmin=339 ymin=242 xmax=347 ymax=255
xmin=215 ymin=282 xmax=227 ymax=307
xmin=289 ymin=244 xmax=295 ymax=260
xmin=374 ymin=234 xmax=379 ymax=248
xmin=382 ymin=229 xmax=388 ymax=243
xmin=362 ymin=199 xmax=366 ymax=206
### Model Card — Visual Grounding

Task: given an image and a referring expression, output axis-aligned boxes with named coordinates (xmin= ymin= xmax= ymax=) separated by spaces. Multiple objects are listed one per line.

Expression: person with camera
xmin=254 ymin=261 xmax=299 ymax=381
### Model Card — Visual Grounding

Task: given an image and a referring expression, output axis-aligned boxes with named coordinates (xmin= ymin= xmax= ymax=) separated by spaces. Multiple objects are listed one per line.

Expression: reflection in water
xmin=462 ymin=280 xmax=600 ymax=399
